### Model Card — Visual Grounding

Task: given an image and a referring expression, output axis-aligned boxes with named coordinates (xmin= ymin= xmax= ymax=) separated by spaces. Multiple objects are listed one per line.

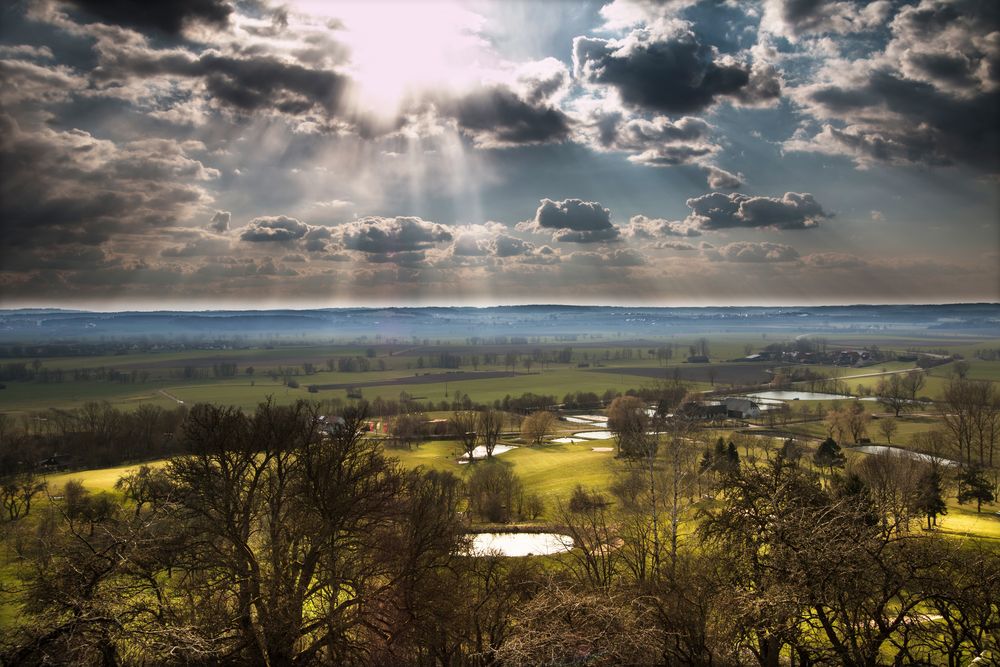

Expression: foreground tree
xmin=0 ymin=471 xmax=46 ymax=521
xmin=497 ymin=582 xmax=662 ymax=667
xmin=164 ymin=400 xmax=423 ymax=664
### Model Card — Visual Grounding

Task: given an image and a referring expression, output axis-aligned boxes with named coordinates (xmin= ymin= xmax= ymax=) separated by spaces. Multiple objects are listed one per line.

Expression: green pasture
xmin=935 ymin=501 xmax=1000 ymax=541
xmin=45 ymin=462 xmax=168 ymax=495
xmin=0 ymin=366 xmax=681 ymax=416
xmin=3 ymin=331 xmax=998 ymax=418
xmin=37 ymin=426 xmax=998 ymax=537
xmin=390 ymin=438 xmax=621 ymax=508
xmin=0 ymin=379 xmax=179 ymax=414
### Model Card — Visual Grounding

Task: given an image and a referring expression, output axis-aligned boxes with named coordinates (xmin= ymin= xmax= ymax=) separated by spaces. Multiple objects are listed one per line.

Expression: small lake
xmin=468 ymin=532 xmax=574 ymax=557
xmin=852 ymin=445 xmax=959 ymax=467
xmin=747 ymin=391 xmax=853 ymax=401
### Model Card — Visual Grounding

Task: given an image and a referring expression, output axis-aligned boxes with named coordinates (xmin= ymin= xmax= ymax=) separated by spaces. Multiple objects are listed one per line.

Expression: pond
xmin=746 ymin=391 xmax=853 ymax=401
xmin=851 ymin=445 xmax=959 ymax=467
xmin=467 ymin=532 xmax=574 ymax=557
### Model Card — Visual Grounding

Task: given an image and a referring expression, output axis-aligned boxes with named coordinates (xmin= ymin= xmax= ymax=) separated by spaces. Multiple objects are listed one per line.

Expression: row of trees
xmin=0 ymin=403 xmax=189 ymax=473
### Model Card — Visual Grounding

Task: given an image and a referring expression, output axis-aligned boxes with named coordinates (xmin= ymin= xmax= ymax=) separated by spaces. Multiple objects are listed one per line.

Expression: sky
xmin=0 ymin=0 xmax=997 ymax=308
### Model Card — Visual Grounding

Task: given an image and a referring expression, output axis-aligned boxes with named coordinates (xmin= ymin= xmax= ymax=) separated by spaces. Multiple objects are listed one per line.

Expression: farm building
xmin=723 ymin=397 xmax=761 ymax=419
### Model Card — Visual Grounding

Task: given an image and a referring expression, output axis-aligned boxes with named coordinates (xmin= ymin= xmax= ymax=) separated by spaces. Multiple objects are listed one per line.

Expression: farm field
xmin=5 ymin=338 xmax=999 ymax=416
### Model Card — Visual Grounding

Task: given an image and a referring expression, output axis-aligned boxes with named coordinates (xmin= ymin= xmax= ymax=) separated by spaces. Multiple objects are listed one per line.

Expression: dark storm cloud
xmin=788 ymin=0 xmax=1000 ymax=173
xmin=0 ymin=113 xmax=212 ymax=251
xmin=209 ymin=210 xmax=230 ymax=232
xmin=444 ymin=86 xmax=572 ymax=148
xmin=573 ymin=27 xmax=777 ymax=113
xmin=340 ymin=217 xmax=453 ymax=255
xmin=796 ymin=71 xmax=1000 ymax=172
xmin=240 ymin=216 xmax=311 ymax=242
xmin=763 ymin=0 xmax=892 ymax=37
xmin=890 ymin=0 xmax=1000 ymax=94
xmin=685 ymin=192 xmax=828 ymax=230
xmin=197 ymin=54 xmax=348 ymax=114
xmin=519 ymin=198 xmax=621 ymax=244
xmin=63 ymin=0 xmax=232 ymax=36
xmin=91 ymin=42 xmax=351 ymax=117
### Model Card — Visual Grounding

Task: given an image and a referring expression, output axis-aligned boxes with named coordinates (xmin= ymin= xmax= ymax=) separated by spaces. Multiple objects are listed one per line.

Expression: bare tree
xmin=902 ymin=370 xmax=925 ymax=400
xmin=449 ymin=410 xmax=478 ymax=462
xmin=166 ymin=400 xmax=407 ymax=664
xmin=557 ymin=486 xmax=621 ymax=589
xmin=477 ymin=409 xmax=504 ymax=459
xmin=607 ymin=395 xmax=650 ymax=459
xmin=497 ymin=582 xmax=663 ymax=666
xmin=939 ymin=377 xmax=999 ymax=467
xmin=878 ymin=416 xmax=898 ymax=444
xmin=520 ymin=410 xmax=556 ymax=446
xmin=1 ymin=474 xmax=45 ymax=522
xmin=854 ymin=450 xmax=922 ymax=535
xmin=875 ymin=373 xmax=911 ymax=417
xmin=845 ymin=402 xmax=872 ymax=443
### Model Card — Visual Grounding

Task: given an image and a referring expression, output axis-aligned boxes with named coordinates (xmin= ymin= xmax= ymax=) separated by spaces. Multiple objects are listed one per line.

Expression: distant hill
xmin=0 ymin=304 xmax=997 ymax=343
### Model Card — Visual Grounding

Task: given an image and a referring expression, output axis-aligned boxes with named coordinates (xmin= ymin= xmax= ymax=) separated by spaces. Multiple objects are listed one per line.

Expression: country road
xmin=157 ymin=389 xmax=185 ymax=405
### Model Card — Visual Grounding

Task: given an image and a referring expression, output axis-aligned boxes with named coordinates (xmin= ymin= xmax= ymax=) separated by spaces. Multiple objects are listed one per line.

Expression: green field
xmin=4 ymin=332 xmax=999 ymax=416
xmin=37 ymin=432 xmax=1000 ymax=539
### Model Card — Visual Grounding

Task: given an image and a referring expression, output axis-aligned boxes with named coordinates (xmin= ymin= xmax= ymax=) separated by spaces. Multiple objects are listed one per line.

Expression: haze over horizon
xmin=1 ymin=0 xmax=998 ymax=308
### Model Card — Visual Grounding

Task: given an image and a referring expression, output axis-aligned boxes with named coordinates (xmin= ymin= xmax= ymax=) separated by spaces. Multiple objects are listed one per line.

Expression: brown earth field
xmin=311 ymin=370 xmax=528 ymax=391
xmin=105 ymin=349 xmax=412 ymax=370
xmin=588 ymin=364 xmax=772 ymax=385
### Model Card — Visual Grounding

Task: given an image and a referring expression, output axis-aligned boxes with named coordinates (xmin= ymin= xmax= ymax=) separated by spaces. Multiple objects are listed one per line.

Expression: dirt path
xmin=837 ymin=367 xmax=923 ymax=381
xmin=157 ymin=389 xmax=185 ymax=405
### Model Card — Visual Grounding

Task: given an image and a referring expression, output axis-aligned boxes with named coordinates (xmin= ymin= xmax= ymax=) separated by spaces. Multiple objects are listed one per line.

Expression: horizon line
xmin=2 ymin=301 xmax=999 ymax=314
